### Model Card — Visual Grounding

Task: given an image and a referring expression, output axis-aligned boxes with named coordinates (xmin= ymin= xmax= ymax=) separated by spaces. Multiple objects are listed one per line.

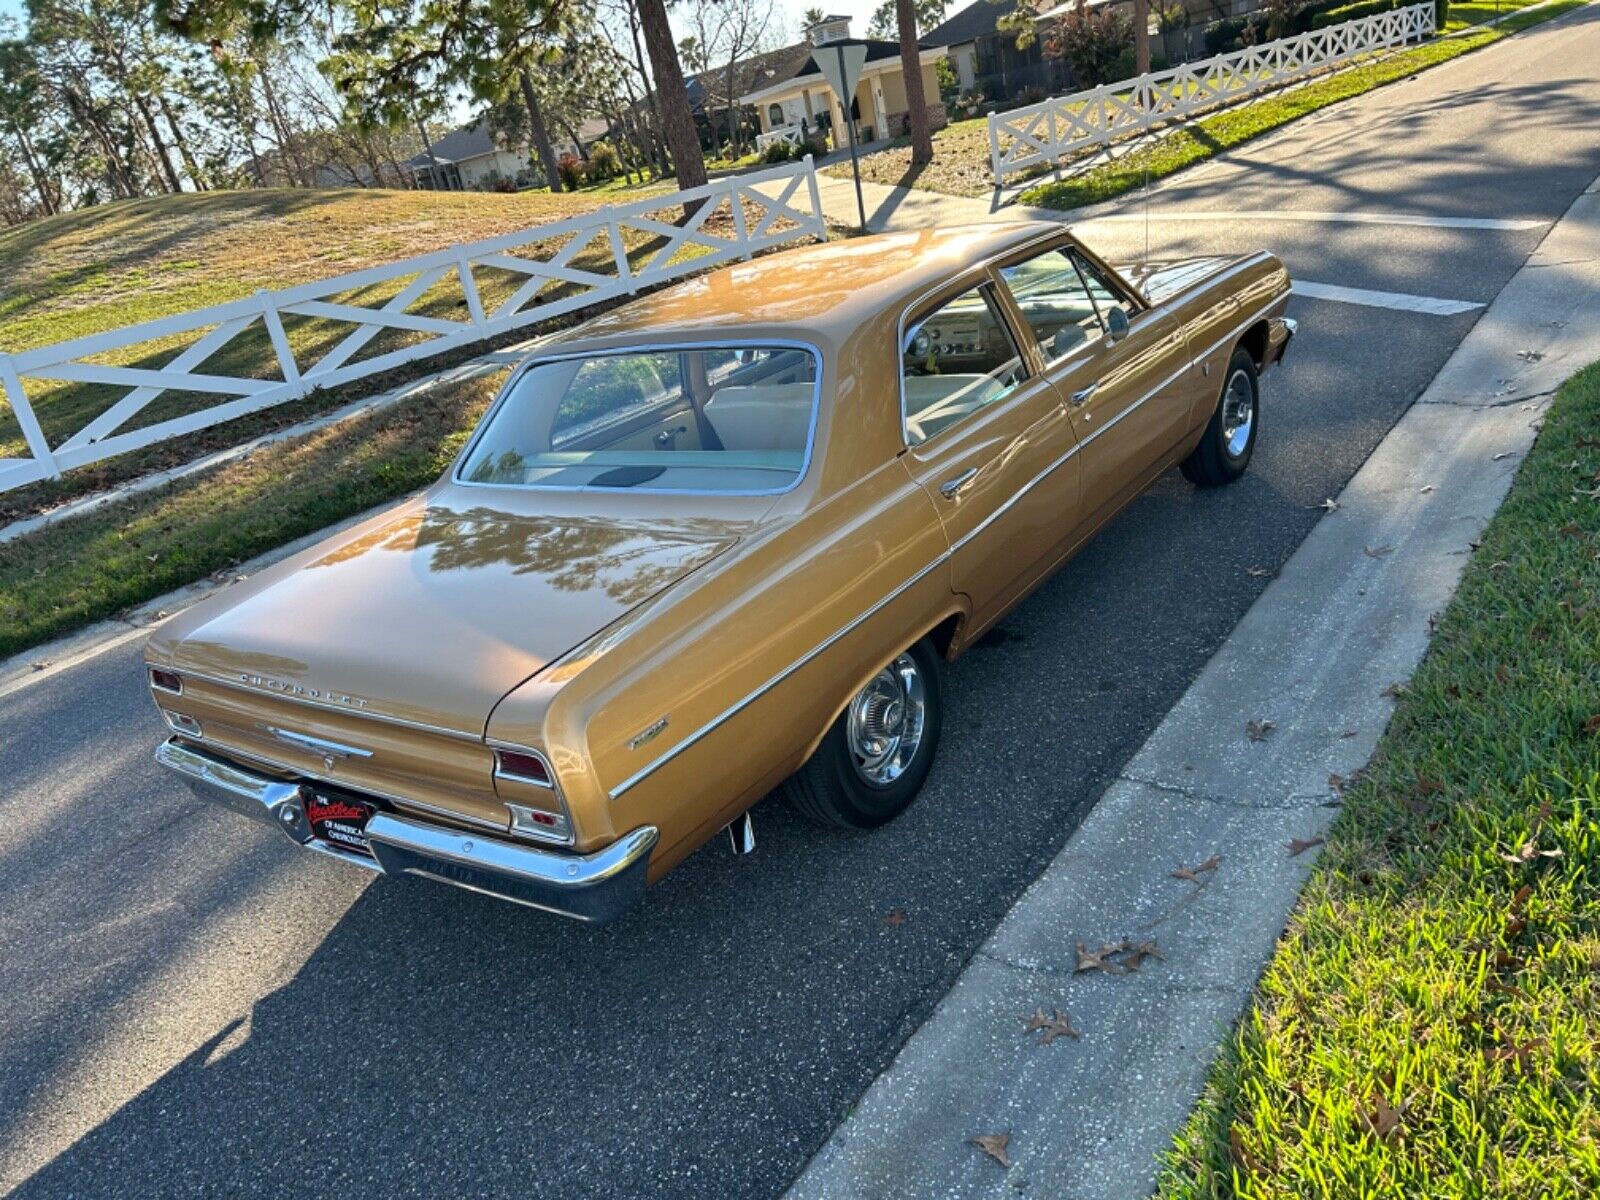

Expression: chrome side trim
xmin=449 ymin=338 xmax=825 ymax=498
xmin=609 ymin=297 xmax=1289 ymax=799
xmin=608 ymin=551 xmax=951 ymax=800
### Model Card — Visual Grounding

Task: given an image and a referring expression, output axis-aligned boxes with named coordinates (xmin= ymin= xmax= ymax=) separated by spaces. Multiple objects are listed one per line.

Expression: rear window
xmin=461 ymin=346 xmax=818 ymax=492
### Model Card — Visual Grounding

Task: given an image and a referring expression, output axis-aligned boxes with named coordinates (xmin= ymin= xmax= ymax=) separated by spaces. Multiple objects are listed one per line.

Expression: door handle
xmin=1070 ymin=382 xmax=1099 ymax=407
xmin=939 ymin=468 xmax=978 ymax=499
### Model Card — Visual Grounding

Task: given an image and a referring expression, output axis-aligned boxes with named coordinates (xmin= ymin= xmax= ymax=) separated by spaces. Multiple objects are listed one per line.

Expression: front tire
xmin=782 ymin=638 xmax=945 ymax=829
xmin=1180 ymin=347 xmax=1259 ymax=487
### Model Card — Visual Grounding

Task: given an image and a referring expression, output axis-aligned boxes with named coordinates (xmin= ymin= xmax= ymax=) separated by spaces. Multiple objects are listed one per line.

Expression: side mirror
xmin=1104 ymin=305 xmax=1130 ymax=345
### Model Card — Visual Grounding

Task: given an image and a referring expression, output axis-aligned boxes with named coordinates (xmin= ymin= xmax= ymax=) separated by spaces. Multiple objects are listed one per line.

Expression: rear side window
xmin=462 ymin=346 xmax=818 ymax=492
xmin=901 ymin=284 xmax=1029 ymax=446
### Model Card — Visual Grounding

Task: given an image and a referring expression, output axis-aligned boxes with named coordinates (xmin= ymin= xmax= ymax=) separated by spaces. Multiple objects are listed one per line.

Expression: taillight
xmin=495 ymin=749 xmax=552 ymax=786
xmin=150 ymin=668 xmax=183 ymax=695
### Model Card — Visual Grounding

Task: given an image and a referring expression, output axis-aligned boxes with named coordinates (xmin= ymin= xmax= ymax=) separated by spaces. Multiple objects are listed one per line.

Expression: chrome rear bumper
xmin=155 ymin=738 xmax=657 ymax=924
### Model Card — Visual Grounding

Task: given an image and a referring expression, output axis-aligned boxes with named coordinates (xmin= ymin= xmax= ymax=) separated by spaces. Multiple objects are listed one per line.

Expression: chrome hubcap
xmin=1222 ymin=369 xmax=1255 ymax=458
xmin=846 ymin=653 xmax=927 ymax=786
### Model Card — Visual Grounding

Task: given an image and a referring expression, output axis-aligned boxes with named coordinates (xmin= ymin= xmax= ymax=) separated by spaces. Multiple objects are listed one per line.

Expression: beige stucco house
xmin=739 ymin=16 xmax=947 ymax=147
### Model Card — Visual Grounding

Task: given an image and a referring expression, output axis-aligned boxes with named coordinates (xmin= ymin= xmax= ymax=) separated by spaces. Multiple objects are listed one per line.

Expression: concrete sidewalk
xmin=784 ymin=173 xmax=1600 ymax=1199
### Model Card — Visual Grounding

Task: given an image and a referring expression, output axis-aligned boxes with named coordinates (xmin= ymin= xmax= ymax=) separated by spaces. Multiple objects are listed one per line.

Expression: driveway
xmin=3 ymin=8 xmax=1600 ymax=1197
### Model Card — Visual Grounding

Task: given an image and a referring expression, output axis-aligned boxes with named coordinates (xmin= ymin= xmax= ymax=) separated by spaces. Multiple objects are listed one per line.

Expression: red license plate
xmin=303 ymin=791 xmax=376 ymax=857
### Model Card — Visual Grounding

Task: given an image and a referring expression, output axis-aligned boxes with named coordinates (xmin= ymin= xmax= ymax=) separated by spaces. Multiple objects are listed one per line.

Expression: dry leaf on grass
xmin=1361 ymin=1095 xmax=1405 ymax=1140
xmin=1245 ymin=718 xmax=1275 ymax=741
xmin=1171 ymin=855 xmax=1222 ymax=883
xmin=1287 ymin=836 xmax=1325 ymax=857
xmin=1500 ymin=841 xmax=1564 ymax=864
xmin=1582 ymin=714 xmax=1600 ymax=736
xmin=969 ymin=1132 xmax=1011 ymax=1168
xmin=1483 ymin=1037 xmax=1546 ymax=1069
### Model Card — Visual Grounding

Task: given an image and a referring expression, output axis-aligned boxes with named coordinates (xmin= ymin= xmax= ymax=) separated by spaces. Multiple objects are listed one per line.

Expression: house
xmin=407 ymin=120 xmax=529 ymax=191
xmin=927 ymin=0 xmax=1240 ymax=102
xmin=737 ymin=15 xmax=948 ymax=148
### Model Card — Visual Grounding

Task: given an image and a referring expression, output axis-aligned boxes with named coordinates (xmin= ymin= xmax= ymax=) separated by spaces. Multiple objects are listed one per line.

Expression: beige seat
xmin=705 ymin=383 xmax=815 ymax=452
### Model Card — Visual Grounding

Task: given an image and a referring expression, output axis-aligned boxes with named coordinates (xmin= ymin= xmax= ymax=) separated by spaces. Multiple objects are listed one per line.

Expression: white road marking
xmin=1084 ymin=210 xmax=1545 ymax=231
xmin=1292 ymin=280 xmax=1484 ymax=316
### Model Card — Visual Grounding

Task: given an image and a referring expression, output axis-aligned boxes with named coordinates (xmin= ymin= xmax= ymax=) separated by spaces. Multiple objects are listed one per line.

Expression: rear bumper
xmin=1267 ymin=316 xmax=1296 ymax=366
xmin=155 ymin=738 xmax=657 ymax=924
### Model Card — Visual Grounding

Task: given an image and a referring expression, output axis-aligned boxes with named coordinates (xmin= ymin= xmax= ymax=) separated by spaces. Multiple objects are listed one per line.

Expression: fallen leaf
xmin=1416 ymin=775 xmax=1443 ymax=795
xmin=1483 ymin=1037 xmax=1545 ymax=1069
xmin=1340 ymin=729 xmax=1358 ymax=739
xmin=1076 ymin=940 xmax=1128 ymax=974
xmin=1362 ymin=1095 xmax=1405 ymax=1140
xmin=1171 ymin=855 xmax=1222 ymax=883
xmin=882 ymin=908 xmax=907 ymax=926
xmin=1039 ymin=1010 xmax=1080 ymax=1045
xmin=1020 ymin=1007 xmax=1052 ymax=1033
xmin=1485 ymin=978 xmax=1528 ymax=999
xmin=1517 ymin=349 xmax=1544 ymax=362
xmin=1499 ymin=841 xmax=1564 ymax=864
xmin=1508 ymin=883 xmax=1532 ymax=915
xmin=1228 ymin=1125 xmax=1264 ymax=1175
xmin=1245 ymin=565 xmax=1274 ymax=578
xmin=1245 ymin=718 xmax=1275 ymax=741
xmin=969 ymin=1132 xmax=1011 ymax=1168
xmin=1419 ymin=484 xmax=1436 ymax=494
xmin=1288 ymin=836 xmax=1325 ymax=857
xmin=1492 ymin=451 xmax=1513 ymax=461
xmin=30 ymin=661 xmax=49 ymax=672
xmin=1560 ymin=522 xmax=1584 ymax=538
xmin=1381 ymin=681 xmax=1409 ymax=699
xmin=1583 ymin=714 xmax=1600 ymax=736
xmin=1120 ymin=940 xmax=1164 ymax=970
xmin=1364 ymin=544 xmax=1394 ymax=558
xmin=1495 ymin=663 xmax=1512 ymax=685
xmin=1328 ymin=773 xmax=1346 ymax=797
xmin=1310 ymin=498 xmax=1340 ymax=513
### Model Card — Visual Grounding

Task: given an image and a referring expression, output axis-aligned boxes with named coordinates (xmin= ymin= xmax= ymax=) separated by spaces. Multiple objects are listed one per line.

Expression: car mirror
xmin=1104 ymin=305 xmax=1130 ymax=345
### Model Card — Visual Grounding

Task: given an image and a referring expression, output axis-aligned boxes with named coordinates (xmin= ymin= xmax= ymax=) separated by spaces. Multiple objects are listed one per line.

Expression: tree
xmin=1134 ymin=0 xmax=1149 ymax=74
xmin=1042 ymin=0 xmax=1131 ymax=88
xmin=634 ymin=0 xmax=706 ymax=190
xmin=895 ymin=0 xmax=933 ymax=164
xmin=802 ymin=6 xmax=824 ymax=28
xmin=868 ymin=0 xmax=947 ymax=39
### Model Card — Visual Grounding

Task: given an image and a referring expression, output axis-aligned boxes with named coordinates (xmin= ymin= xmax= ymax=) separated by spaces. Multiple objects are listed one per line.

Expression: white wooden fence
xmin=0 ymin=157 xmax=828 ymax=494
xmin=988 ymin=3 xmax=1436 ymax=185
xmin=756 ymin=123 xmax=805 ymax=153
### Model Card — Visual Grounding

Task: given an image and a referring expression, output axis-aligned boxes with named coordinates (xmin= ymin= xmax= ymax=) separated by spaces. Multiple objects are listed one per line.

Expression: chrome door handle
xmin=1070 ymin=382 xmax=1099 ymax=407
xmin=939 ymin=468 xmax=978 ymax=499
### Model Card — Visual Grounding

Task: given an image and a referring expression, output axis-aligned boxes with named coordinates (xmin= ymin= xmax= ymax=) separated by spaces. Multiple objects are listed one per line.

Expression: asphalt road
xmin=4 ymin=9 xmax=1600 ymax=1197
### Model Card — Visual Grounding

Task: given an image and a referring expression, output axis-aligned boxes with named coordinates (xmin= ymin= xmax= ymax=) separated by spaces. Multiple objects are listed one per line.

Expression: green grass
xmin=1019 ymin=0 xmax=1587 ymax=210
xmin=1157 ymin=363 xmax=1600 ymax=1198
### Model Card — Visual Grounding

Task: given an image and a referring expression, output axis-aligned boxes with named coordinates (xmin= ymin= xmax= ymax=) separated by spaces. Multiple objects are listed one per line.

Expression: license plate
xmin=304 ymin=791 xmax=376 ymax=857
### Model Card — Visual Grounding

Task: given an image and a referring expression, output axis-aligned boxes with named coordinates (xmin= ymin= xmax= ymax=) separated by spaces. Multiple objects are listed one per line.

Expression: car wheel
xmin=1180 ymin=347 xmax=1259 ymax=487
xmin=782 ymin=637 xmax=945 ymax=829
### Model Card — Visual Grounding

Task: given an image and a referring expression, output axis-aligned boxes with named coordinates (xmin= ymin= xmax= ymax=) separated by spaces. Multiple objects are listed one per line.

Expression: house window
xmin=768 ymin=103 xmax=784 ymax=127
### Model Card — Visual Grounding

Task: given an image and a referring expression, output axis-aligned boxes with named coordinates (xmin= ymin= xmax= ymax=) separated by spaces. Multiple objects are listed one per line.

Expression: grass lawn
xmin=1158 ymin=363 xmax=1600 ymax=1197
xmin=820 ymin=117 xmax=999 ymax=198
xmin=1019 ymin=0 xmax=1586 ymax=210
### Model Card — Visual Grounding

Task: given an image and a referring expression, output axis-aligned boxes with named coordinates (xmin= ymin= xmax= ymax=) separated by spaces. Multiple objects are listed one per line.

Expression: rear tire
xmin=782 ymin=638 xmax=945 ymax=829
xmin=1180 ymin=348 xmax=1258 ymax=487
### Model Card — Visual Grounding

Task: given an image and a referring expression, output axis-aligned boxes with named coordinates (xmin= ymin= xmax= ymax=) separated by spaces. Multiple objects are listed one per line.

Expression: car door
xmin=897 ymin=273 xmax=1080 ymax=630
xmin=999 ymin=243 xmax=1192 ymax=531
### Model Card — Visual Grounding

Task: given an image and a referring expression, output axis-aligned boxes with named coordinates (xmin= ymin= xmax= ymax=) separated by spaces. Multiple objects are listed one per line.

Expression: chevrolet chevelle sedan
xmin=147 ymin=222 xmax=1293 ymax=923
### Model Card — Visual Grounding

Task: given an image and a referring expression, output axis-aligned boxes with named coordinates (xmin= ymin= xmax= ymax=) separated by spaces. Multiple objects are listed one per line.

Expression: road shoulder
xmin=783 ymin=174 xmax=1600 ymax=1200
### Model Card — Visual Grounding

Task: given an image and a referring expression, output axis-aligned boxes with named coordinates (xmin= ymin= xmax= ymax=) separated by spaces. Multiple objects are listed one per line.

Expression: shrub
xmin=760 ymin=137 xmax=800 ymax=164
xmin=1204 ymin=15 xmax=1247 ymax=52
xmin=587 ymin=140 xmax=621 ymax=181
xmin=1311 ymin=0 xmax=1400 ymax=26
xmin=555 ymin=152 xmax=585 ymax=189
xmin=1042 ymin=0 xmax=1134 ymax=89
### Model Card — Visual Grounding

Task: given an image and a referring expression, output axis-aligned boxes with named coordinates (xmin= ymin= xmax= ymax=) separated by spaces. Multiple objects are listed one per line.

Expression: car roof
xmin=544 ymin=221 xmax=1066 ymax=353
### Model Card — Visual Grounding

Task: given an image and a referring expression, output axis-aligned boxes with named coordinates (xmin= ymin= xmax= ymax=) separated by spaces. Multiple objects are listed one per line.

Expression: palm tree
xmin=895 ymin=0 xmax=933 ymax=164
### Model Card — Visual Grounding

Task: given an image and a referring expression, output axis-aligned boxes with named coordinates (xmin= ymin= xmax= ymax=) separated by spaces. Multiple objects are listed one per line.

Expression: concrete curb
xmin=782 ymin=179 xmax=1600 ymax=1198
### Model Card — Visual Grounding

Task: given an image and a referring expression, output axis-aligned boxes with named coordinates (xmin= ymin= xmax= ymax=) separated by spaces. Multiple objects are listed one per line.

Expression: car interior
xmin=462 ymin=346 xmax=818 ymax=491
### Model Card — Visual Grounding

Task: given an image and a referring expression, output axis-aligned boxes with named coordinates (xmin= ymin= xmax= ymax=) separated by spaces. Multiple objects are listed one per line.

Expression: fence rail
xmin=988 ymin=3 xmax=1436 ymax=186
xmin=0 ymin=157 xmax=828 ymax=495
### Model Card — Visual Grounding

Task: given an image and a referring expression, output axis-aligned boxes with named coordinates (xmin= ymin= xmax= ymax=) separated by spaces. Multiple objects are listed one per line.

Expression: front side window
xmin=463 ymin=346 xmax=817 ymax=492
xmin=902 ymin=284 xmax=1029 ymax=446
xmin=999 ymin=247 xmax=1108 ymax=363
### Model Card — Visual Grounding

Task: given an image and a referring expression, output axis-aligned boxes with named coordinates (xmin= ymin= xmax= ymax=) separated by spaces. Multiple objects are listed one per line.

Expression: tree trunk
xmin=9 ymin=122 xmax=57 ymax=215
xmin=635 ymin=0 xmax=707 ymax=197
xmin=518 ymin=69 xmax=565 ymax=193
xmin=896 ymin=0 xmax=933 ymax=165
xmin=256 ymin=61 xmax=306 ymax=186
xmin=1135 ymin=0 xmax=1151 ymax=74
xmin=133 ymin=91 xmax=184 ymax=193
xmin=626 ymin=12 xmax=668 ymax=177
xmin=157 ymin=92 xmax=206 ymax=190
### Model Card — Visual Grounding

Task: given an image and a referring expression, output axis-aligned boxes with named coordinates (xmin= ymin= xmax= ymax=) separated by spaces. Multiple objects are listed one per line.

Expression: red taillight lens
xmin=496 ymin=749 xmax=551 ymax=785
xmin=150 ymin=668 xmax=183 ymax=694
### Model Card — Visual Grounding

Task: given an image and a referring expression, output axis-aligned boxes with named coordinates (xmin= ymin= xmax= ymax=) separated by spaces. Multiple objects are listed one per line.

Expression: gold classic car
xmin=147 ymin=222 xmax=1293 ymax=923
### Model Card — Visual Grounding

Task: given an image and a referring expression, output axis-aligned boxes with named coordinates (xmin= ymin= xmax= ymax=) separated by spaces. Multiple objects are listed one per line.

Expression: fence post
xmin=730 ymin=178 xmax=752 ymax=259
xmin=606 ymin=214 xmax=636 ymax=294
xmin=988 ymin=118 xmax=1004 ymax=190
xmin=456 ymin=249 xmax=487 ymax=328
xmin=803 ymin=156 xmax=826 ymax=243
xmin=0 ymin=353 xmax=60 ymax=480
xmin=257 ymin=290 xmax=304 ymax=397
